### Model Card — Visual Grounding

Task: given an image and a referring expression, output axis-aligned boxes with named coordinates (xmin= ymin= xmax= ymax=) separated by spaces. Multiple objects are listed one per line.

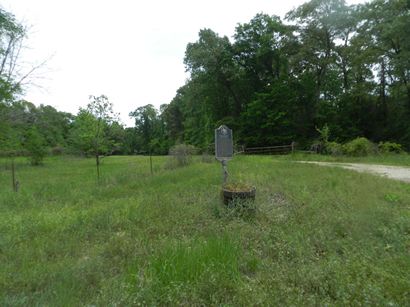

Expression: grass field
xmin=1 ymin=155 xmax=409 ymax=305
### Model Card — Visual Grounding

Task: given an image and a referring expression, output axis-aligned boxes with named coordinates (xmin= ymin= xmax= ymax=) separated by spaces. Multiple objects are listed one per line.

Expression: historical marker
xmin=215 ymin=125 xmax=233 ymax=161
xmin=215 ymin=125 xmax=233 ymax=185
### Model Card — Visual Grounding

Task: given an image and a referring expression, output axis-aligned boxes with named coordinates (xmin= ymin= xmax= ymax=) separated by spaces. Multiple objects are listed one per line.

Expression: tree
xmin=233 ymin=14 xmax=300 ymax=145
xmin=36 ymin=105 xmax=73 ymax=148
xmin=129 ymin=104 xmax=167 ymax=154
xmin=0 ymin=8 xmax=47 ymax=104
xmin=0 ymin=104 xmax=20 ymax=191
xmin=185 ymin=29 xmax=243 ymax=118
xmin=0 ymin=7 xmax=61 ymax=190
xmin=24 ymin=126 xmax=46 ymax=165
xmin=0 ymin=7 xmax=25 ymax=102
xmin=70 ymin=95 xmax=118 ymax=180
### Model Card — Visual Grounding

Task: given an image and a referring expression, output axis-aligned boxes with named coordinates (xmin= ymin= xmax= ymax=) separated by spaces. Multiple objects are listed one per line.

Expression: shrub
xmin=166 ymin=144 xmax=197 ymax=168
xmin=343 ymin=137 xmax=376 ymax=156
xmin=378 ymin=142 xmax=404 ymax=154
xmin=201 ymin=152 xmax=214 ymax=163
xmin=325 ymin=141 xmax=343 ymax=156
xmin=310 ymin=140 xmax=324 ymax=154
xmin=51 ymin=145 xmax=65 ymax=156
xmin=316 ymin=124 xmax=330 ymax=144
xmin=311 ymin=124 xmax=330 ymax=154
xmin=25 ymin=127 xmax=47 ymax=165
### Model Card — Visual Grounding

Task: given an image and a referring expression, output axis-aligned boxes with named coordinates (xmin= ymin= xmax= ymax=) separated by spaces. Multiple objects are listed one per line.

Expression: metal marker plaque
xmin=215 ymin=125 xmax=233 ymax=161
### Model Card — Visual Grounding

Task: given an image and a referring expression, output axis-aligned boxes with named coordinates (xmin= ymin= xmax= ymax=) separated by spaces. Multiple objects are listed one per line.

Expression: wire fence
xmin=243 ymin=143 xmax=295 ymax=155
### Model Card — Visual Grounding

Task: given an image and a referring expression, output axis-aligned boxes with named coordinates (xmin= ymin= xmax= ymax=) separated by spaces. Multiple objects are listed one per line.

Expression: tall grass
xmin=0 ymin=155 xmax=409 ymax=305
xmin=131 ymin=236 xmax=241 ymax=304
xmin=150 ymin=236 xmax=239 ymax=286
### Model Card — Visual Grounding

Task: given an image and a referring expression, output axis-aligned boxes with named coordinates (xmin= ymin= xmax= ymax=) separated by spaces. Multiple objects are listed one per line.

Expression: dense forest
xmin=1 ymin=0 xmax=409 ymax=160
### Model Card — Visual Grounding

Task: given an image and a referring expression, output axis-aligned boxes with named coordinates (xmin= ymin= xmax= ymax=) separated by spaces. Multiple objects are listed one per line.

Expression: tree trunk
xmin=407 ymin=85 xmax=410 ymax=114
xmin=11 ymin=158 xmax=16 ymax=192
xmin=342 ymin=59 xmax=349 ymax=93
xmin=96 ymin=154 xmax=100 ymax=181
xmin=379 ymin=58 xmax=387 ymax=125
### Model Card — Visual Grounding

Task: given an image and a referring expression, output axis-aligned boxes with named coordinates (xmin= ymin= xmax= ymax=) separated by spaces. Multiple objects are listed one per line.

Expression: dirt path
xmin=300 ymin=161 xmax=410 ymax=183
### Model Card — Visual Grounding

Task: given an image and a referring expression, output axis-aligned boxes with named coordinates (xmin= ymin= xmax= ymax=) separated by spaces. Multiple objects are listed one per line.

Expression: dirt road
xmin=300 ymin=161 xmax=410 ymax=183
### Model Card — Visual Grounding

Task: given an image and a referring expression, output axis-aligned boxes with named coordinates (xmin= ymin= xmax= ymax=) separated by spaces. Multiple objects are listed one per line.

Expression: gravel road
xmin=300 ymin=161 xmax=410 ymax=183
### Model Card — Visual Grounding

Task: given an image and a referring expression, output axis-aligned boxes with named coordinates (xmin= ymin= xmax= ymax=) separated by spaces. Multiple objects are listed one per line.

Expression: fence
xmin=205 ymin=142 xmax=303 ymax=155
xmin=243 ymin=143 xmax=296 ymax=155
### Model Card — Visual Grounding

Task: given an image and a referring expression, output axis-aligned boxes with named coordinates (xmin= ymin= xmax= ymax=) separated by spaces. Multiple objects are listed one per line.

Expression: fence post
xmin=149 ymin=151 xmax=153 ymax=175
xmin=11 ymin=158 xmax=16 ymax=192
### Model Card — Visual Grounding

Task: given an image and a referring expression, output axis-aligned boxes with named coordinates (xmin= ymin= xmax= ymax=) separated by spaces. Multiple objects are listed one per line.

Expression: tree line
xmin=163 ymin=0 xmax=410 ymax=150
xmin=1 ymin=0 xmax=409 ymax=163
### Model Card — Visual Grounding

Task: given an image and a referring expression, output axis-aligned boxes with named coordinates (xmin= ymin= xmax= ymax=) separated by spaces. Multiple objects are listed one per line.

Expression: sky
xmin=1 ymin=0 xmax=366 ymax=127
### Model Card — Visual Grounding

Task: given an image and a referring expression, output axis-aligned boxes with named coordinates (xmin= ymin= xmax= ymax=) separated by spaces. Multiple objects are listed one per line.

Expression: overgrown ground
xmin=1 ymin=155 xmax=409 ymax=305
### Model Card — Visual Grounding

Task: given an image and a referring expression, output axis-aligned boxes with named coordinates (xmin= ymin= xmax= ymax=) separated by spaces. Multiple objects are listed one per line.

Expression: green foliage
xmin=35 ymin=105 xmax=73 ymax=147
xmin=0 ymin=100 xmax=73 ymax=160
xmin=69 ymin=110 xmax=98 ymax=155
xmin=325 ymin=141 xmax=344 ymax=156
xmin=129 ymin=104 xmax=168 ymax=154
xmin=384 ymin=193 xmax=400 ymax=203
xmin=378 ymin=142 xmax=404 ymax=154
xmin=50 ymin=145 xmax=65 ymax=156
xmin=69 ymin=95 xmax=119 ymax=156
xmin=0 ymin=8 xmax=25 ymax=103
xmin=3 ymin=1 xmax=410 ymax=156
xmin=316 ymin=124 xmax=330 ymax=145
xmin=156 ymin=0 xmax=410 ymax=151
xmin=343 ymin=137 xmax=376 ymax=157
xmin=24 ymin=127 xmax=47 ymax=165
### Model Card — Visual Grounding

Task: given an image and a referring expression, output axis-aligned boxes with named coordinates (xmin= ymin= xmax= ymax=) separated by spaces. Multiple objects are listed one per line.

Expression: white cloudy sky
xmin=2 ymin=0 xmax=365 ymax=126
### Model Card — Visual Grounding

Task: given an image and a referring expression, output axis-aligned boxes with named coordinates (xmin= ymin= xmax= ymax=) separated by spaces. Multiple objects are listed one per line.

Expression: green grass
xmin=282 ymin=152 xmax=410 ymax=166
xmin=1 ymin=155 xmax=409 ymax=305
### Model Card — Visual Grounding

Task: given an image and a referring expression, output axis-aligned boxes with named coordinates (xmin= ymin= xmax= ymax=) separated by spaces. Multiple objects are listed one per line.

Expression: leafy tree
xmin=107 ymin=121 xmax=126 ymax=154
xmin=161 ymin=0 xmax=410 ymax=150
xmin=24 ymin=126 xmax=46 ymax=165
xmin=0 ymin=8 xmax=25 ymax=102
xmin=185 ymin=29 xmax=242 ymax=117
xmin=36 ymin=105 xmax=73 ymax=147
xmin=234 ymin=14 xmax=296 ymax=91
xmin=70 ymin=95 xmax=118 ymax=180
xmin=129 ymin=104 xmax=168 ymax=154
xmin=69 ymin=110 xmax=98 ymax=155
xmin=0 ymin=103 xmax=24 ymax=191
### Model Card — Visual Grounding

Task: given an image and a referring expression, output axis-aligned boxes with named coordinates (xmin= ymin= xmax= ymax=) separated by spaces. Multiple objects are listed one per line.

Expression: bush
xmin=51 ymin=145 xmax=65 ymax=156
xmin=343 ymin=137 xmax=376 ymax=157
xmin=378 ymin=142 xmax=404 ymax=154
xmin=325 ymin=141 xmax=343 ymax=156
xmin=201 ymin=152 xmax=214 ymax=163
xmin=166 ymin=144 xmax=197 ymax=168
xmin=25 ymin=127 xmax=47 ymax=165
xmin=310 ymin=140 xmax=324 ymax=154
xmin=311 ymin=124 xmax=330 ymax=154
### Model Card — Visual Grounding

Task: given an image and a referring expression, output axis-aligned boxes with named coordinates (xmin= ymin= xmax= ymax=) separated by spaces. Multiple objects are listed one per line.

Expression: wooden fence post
xmin=150 ymin=151 xmax=153 ymax=175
